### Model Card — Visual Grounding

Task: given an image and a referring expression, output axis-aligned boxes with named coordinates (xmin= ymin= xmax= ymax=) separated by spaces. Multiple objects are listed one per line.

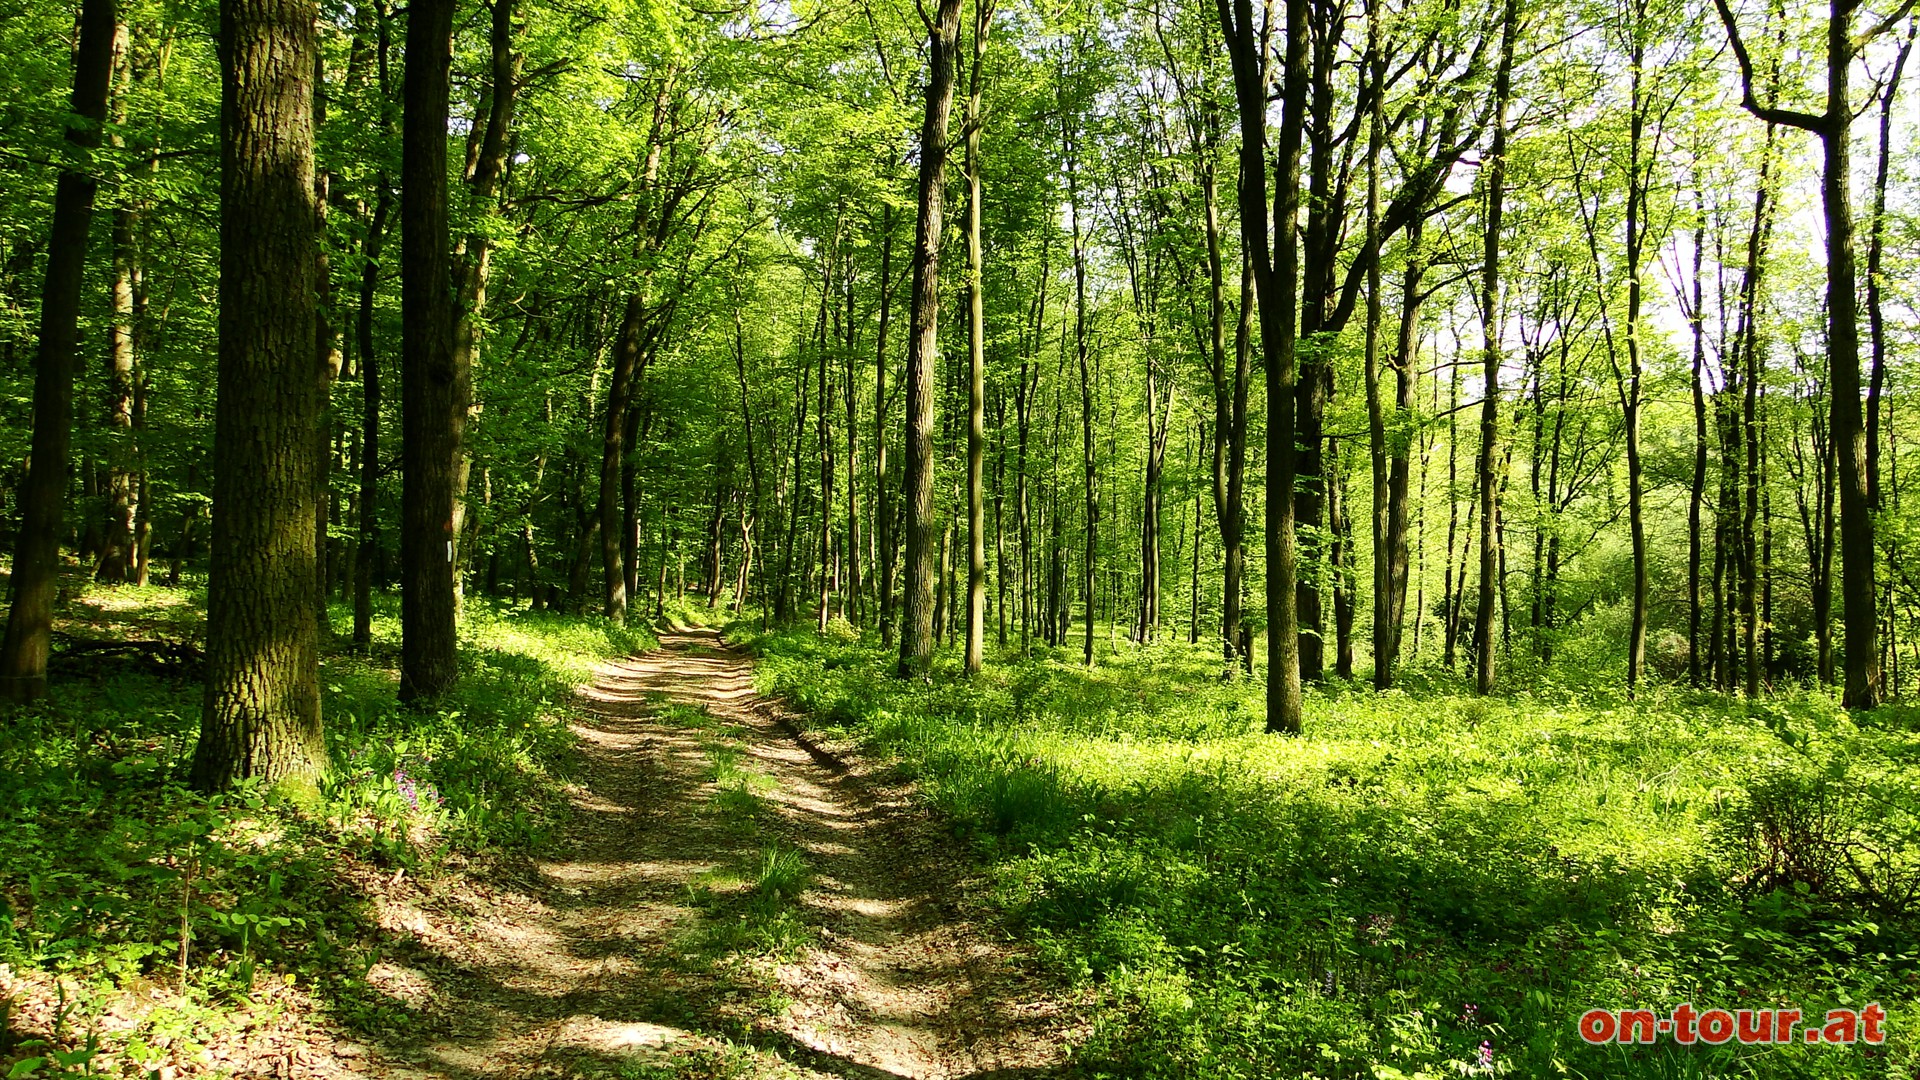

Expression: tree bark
xmin=399 ymin=0 xmax=461 ymax=701
xmin=0 ymin=0 xmax=118 ymax=700
xmin=1067 ymin=103 xmax=1096 ymax=668
xmin=1473 ymin=0 xmax=1519 ymax=697
xmin=962 ymin=0 xmax=993 ymax=674
xmin=601 ymin=296 xmax=644 ymax=622
xmin=1217 ymin=0 xmax=1304 ymax=731
xmin=875 ymin=204 xmax=897 ymax=647
xmin=192 ymin=0 xmax=325 ymax=789
xmin=897 ymin=0 xmax=964 ymax=677
xmin=98 ymin=26 xmax=138 ymax=586
xmin=448 ymin=0 xmax=520 ymax=603
xmin=1714 ymin=0 xmax=1882 ymax=707
xmin=353 ymin=186 xmax=390 ymax=646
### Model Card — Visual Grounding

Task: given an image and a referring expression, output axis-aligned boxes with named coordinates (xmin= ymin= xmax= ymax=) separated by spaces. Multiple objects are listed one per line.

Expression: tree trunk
xmin=192 ymin=0 xmax=324 ymax=789
xmin=98 ymin=31 xmax=138 ymax=586
xmin=962 ymin=0 xmax=993 ymax=674
xmin=600 ymin=297 xmax=643 ymax=622
xmin=1687 ymin=191 xmax=1707 ymax=685
xmin=449 ymin=0 xmax=520 ymax=603
xmin=353 ymin=186 xmax=390 ymax=646
xmin=1621 ymin=35 xmax=1649 ymax=696
xmin=897 ymin=0 xmax=963 ymax=677
xmin=1217 ymin=0 xmax=1304 ymax=730
xmin=0 ymin=0 xmax=118 ymax=701
xmin=1473 ymin=0 xmax=1518 ymax=697
xmin=1363 ymin=0 xmax=1390 ymax=688
xmin=399 ymin=0 xmax=461 ymax=701
xmin=622 ymin=390 xmax=644 ymax=604
xmin=1068 ymin=113 xmax=1096 ymax=669
xmin=1715 ymin=0 xmax=1881 ymax=707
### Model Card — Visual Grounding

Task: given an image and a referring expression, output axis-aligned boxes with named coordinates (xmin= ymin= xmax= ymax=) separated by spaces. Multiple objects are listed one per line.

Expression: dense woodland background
xmin=3 ymin=0 xmax=1920 ymax=1073
xmin=2 ymin=0 xmax=1919 ymax=724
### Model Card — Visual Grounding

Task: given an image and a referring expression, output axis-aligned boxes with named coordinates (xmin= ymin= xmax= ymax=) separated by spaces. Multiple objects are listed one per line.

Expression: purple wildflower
xmin=395 ymin=768 xmax=419 ymax=810
xmin=1477 ymin=1041 xmax=1493 ymax=1069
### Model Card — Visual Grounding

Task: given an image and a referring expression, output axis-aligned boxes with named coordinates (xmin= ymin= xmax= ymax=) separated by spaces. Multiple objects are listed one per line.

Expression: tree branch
xmin=1856 ymin=0 xmax=1920 ymax=48
xmin=1712 ymin=0 xmax=1829 ymax=131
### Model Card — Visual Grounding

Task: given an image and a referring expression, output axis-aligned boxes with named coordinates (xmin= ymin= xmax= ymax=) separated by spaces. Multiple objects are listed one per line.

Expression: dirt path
xmin=352 ymin=628 xmax=1070 ymax=1080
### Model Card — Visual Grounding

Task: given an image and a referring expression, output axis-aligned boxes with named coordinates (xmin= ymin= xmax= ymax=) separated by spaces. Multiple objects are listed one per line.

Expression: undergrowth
xmin=0 ymin=582 xmax=654 ymax=1078
xmin=730 ymin=622 xmax=1920 ymax=1080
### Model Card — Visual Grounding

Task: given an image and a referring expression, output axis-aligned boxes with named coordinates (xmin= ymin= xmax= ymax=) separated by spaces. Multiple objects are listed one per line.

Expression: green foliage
xmin=736 ymin=623 xmax=1920 ymax=1079
xmin=0 ymin=587 xmax=654 ymax=1072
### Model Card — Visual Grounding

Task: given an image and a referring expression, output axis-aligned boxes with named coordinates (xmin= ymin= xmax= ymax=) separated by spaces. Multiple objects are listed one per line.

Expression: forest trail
xmin=350 ymin=628 xmax=1068 ymax=1080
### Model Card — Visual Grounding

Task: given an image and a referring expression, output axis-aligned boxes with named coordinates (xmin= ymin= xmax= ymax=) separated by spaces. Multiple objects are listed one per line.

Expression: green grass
xmin=0 ymin=583 xmax=655 ymax=1076
xmin=730 ymin=623 xmax=1920 ymax=1080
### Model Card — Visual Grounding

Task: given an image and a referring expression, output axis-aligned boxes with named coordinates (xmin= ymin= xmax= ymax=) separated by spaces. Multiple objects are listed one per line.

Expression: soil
xmin=336 ymin=628 xmax=1075 ymax=1079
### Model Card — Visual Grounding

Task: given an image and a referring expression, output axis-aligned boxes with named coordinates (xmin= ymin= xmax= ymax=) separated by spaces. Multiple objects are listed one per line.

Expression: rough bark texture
xmin=399 ymin=0 xmax=462 ymax=701
xmin=192 ymin=0 xmax=325 ymax=790
xmin=0 ymin=0 xmax=118 ymax=701
xmin=897 ymin=0 xmax=963 ymax=678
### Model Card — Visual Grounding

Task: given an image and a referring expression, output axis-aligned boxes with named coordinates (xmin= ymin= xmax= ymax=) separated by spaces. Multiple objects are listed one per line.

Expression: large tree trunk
xmin=399 ymin=0 xmax=461 ymax=701
xmin=897 ymin=0 xmax=963 ymax=677
xmin=0 ymin=0 xmax=118 ymax=701
xmin=192 ymin=0 xmax=325 ymax=790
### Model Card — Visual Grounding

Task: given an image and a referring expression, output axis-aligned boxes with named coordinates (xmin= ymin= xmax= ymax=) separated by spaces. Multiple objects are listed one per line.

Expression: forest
xmin=2 ymin=0 xmax=1920 ymax=1072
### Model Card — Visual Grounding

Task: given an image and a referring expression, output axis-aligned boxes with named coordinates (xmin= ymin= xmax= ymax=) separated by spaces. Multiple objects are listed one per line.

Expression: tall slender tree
xmin=0 ymin=0 xmax=119 ymax=701
xmin=1473 ymin=0 xmax=1519 ymax=697
xmin=1217 ymin=0 xmax=1305 ymax=732
xmin=399 ymin=0 xmax=461 ymax=701
xmin=1714 ymin=0 xmax=1899 ymax=709
xmin=962 ymin=0 xmax=995 ymax=675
